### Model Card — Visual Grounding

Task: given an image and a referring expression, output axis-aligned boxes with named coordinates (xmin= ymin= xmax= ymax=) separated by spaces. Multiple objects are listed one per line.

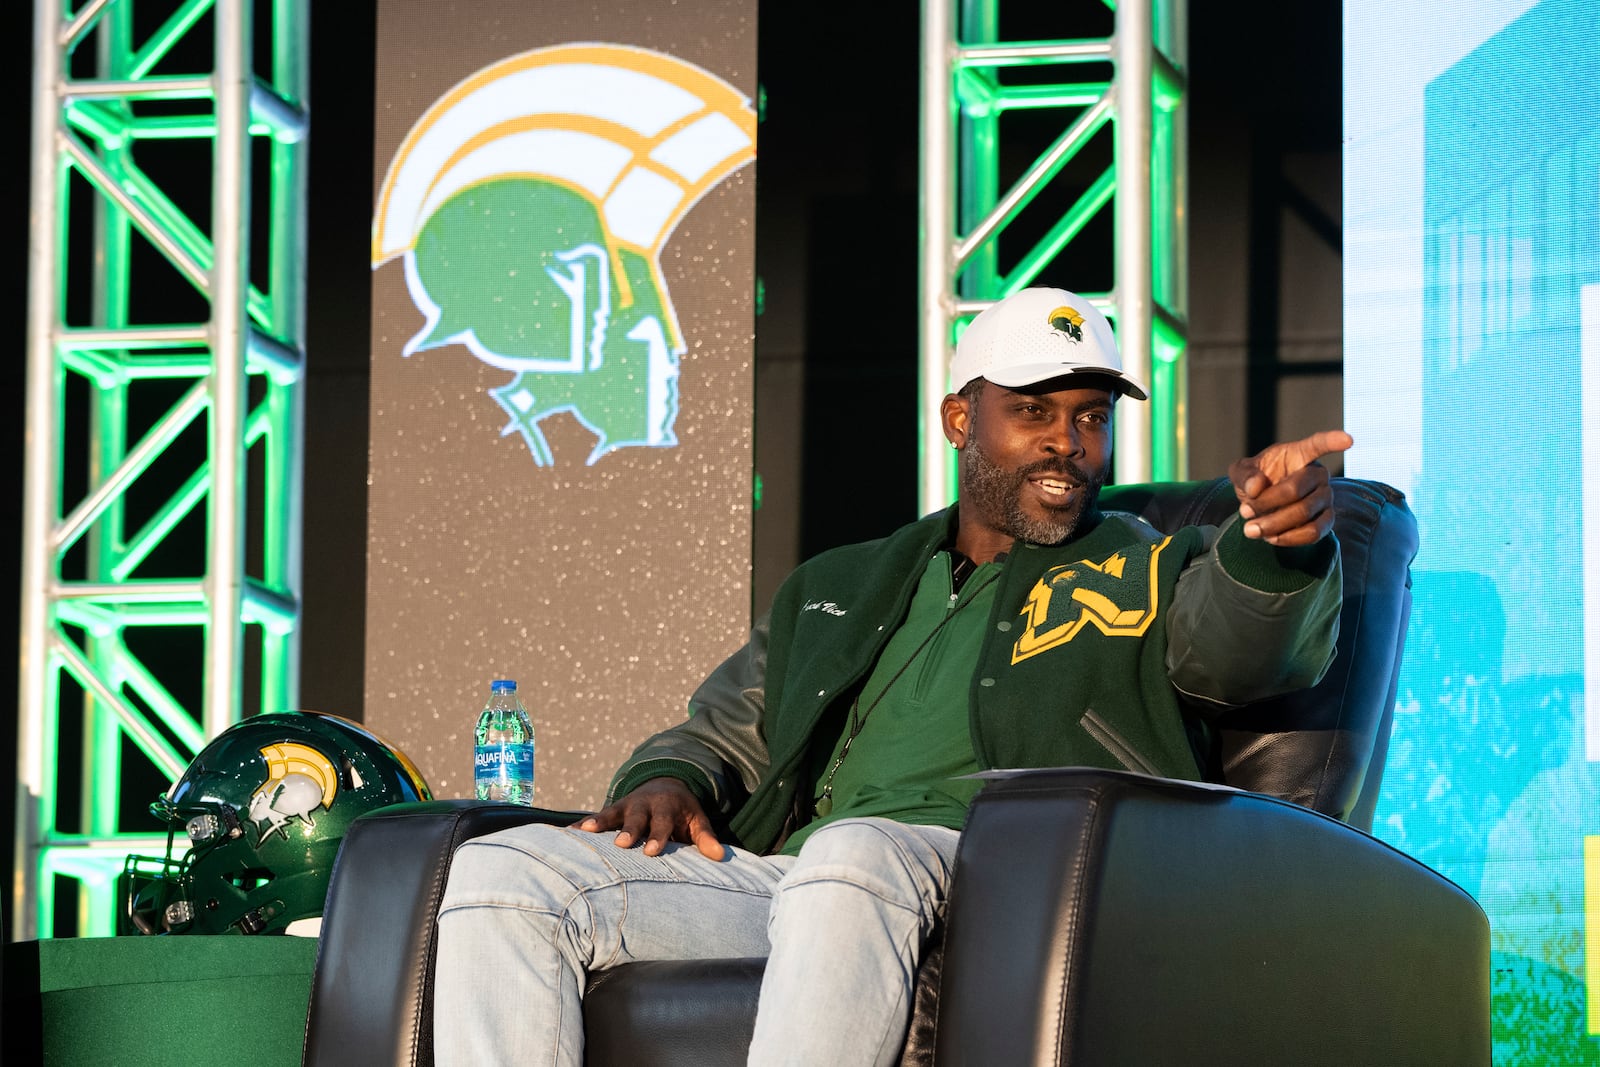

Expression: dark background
xmin=0 ymin=1 xmax=1341 ymax=938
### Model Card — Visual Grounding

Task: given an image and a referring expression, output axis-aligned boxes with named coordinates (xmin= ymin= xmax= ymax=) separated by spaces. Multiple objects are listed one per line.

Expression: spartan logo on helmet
xmin=372 ymin=45 xmax=756 ymax=466
xmin=248 ymin=741 xmax=340 ymax=844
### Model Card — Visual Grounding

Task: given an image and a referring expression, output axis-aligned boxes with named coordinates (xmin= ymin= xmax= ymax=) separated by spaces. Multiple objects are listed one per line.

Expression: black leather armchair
xmin=302 ymin=478 xmax=1490 ymax=1066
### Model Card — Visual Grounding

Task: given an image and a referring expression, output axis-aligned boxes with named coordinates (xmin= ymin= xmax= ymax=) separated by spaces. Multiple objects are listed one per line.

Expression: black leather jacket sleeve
xmin=606 ymin=616 xmax=773 ymax=813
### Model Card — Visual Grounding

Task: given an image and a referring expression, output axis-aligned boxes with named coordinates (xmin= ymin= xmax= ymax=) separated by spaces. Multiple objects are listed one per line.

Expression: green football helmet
xmin=121 ymin=710 xmax=431 ymax=935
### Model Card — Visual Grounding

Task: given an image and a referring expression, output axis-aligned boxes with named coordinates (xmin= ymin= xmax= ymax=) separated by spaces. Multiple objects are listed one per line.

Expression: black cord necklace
xmin=813 ymin=562 xmax=1001 ymax=817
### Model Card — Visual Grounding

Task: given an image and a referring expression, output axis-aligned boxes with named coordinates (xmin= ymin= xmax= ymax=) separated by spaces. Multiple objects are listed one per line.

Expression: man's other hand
xmin=1228 ymin=429 xmax=1354 ymax=547
xmin=573 ymin=777 xmax=726 ymax=860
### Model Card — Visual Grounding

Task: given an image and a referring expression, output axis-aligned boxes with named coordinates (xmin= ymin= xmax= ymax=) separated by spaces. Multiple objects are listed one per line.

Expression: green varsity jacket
xmin=609 ymin=505 xmax=1342 ymax=855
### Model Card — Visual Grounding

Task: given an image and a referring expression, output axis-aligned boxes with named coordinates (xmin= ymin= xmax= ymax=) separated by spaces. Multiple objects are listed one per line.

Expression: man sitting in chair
xmin=433 ymin=287 xmax=1352 ymax=1066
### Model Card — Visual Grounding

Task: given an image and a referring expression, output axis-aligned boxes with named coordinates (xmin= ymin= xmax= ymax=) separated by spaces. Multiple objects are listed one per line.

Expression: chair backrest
xmin=1098 ymin=477 xmax=1418 ymax=830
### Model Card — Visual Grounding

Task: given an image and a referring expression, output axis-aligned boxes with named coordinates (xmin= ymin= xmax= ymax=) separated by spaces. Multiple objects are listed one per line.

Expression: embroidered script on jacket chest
xmin=802 ymin=599 xmax=848 ymax=616
xmin=1011 ymin=537 xmax=1173 ymax=664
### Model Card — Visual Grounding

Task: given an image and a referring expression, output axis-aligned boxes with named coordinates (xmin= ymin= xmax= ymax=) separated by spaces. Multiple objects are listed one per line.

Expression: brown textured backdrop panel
xmin=366 ymin=0 xmax=757 ymax=806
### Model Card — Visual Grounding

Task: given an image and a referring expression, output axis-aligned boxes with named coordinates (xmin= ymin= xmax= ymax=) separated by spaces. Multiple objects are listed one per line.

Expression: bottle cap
xmin=490 ymin=679 xmax=517 ymax=692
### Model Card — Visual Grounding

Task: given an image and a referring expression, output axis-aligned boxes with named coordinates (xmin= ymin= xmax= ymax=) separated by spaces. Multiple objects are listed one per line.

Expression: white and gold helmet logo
xmin=373 ymin=44 xmax=756 ymax=465
xmin=248 ymin=742 xmax=340 ymax=843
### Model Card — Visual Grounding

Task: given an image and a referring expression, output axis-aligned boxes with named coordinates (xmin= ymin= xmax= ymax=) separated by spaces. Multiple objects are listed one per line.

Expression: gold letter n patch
xmin=1011 ymin=537 xmax=1171 ymax=664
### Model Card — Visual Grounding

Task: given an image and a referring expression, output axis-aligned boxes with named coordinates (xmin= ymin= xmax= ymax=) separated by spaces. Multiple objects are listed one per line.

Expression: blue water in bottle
xmin=474 ymin=679 xmax=534 ymax=804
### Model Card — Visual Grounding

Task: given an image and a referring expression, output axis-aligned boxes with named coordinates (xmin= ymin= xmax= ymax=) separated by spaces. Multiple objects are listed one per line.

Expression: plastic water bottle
xmin=474 ymin=679 xmax=534 ymax=804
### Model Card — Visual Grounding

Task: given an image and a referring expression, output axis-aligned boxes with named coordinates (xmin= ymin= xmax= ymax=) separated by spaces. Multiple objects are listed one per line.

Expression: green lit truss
xmin=16 ymin=0 xmax=307 ymax=939
xmin=919 ymin=0 xmax=1188 ymax=511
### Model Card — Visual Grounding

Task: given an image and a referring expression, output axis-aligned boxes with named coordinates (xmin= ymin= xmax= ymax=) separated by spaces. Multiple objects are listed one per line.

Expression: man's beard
xmin=961 ymin=436 xmax=1106 ymax=546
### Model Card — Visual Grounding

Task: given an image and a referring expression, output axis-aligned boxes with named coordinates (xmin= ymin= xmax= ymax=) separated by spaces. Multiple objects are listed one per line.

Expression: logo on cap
xmin=1047 ymin=306 xmax=1086 ymax=343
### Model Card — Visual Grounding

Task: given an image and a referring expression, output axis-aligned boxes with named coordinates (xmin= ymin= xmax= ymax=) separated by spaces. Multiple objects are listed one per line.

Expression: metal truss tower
xmin=919 ymin=0 xmax=1188 ymax=512
xmin=16 ymin=0 xmax=308 ymax=939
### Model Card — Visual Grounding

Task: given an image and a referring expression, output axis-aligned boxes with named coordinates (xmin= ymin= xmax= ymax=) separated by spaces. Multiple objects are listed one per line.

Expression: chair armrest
xmin=1102 ymin=478 xmax=1420 ymax=827
xmin=936 ymin=769 xmax=1489 ymax=1067
xmin=303 ymin=800 xmax=587 ymax=1067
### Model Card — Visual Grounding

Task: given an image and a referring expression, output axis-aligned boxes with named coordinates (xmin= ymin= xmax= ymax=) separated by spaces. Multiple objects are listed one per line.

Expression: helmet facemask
xmin=124 ymin=797 xmax=290 ymax=935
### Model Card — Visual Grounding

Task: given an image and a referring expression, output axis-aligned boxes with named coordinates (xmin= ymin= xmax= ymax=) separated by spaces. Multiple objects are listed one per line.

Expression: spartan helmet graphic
xmin=246 ymin=741 xmax=341 ymax=843
xmin=372 ymin=45 xmax=757 ymax=466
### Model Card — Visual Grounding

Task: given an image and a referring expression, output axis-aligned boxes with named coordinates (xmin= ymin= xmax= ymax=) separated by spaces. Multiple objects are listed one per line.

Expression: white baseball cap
xmin=950 ymin=287 xmax=1148 ymax=401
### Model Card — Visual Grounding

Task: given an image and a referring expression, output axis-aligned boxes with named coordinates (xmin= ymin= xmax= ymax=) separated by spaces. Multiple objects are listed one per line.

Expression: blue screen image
xmin=1347 ymin=0 xmax=1600 ymax=1059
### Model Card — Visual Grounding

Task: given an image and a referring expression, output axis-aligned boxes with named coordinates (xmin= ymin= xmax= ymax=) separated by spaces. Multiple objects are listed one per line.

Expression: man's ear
xmin=941 ymin=393 xmax=971 ymax=450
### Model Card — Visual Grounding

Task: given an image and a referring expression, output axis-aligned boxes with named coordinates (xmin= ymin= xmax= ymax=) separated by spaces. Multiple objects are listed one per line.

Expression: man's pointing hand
xmin=1228 ymin=429 xmax=1354 ymax=547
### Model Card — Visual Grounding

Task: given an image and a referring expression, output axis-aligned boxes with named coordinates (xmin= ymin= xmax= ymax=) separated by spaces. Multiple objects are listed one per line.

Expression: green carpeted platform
xmin=3 ymin=935 xmax=317 ymax=1065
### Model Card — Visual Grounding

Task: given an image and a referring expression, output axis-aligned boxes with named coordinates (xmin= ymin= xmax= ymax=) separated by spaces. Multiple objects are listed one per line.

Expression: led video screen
xmin=364 ymin=0 xmax=758 ymax=807
xmin=1346 ymin=0 xmax=1600 ymax=1057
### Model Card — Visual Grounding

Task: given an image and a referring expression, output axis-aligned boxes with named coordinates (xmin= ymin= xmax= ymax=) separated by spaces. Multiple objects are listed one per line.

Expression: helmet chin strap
xmin=235 ymin=898 xmax=287 ymax=935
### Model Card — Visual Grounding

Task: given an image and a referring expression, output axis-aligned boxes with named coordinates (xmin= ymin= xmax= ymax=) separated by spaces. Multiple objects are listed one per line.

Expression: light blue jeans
xmin=433 ymin=817 xmax=961 ymax=1066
